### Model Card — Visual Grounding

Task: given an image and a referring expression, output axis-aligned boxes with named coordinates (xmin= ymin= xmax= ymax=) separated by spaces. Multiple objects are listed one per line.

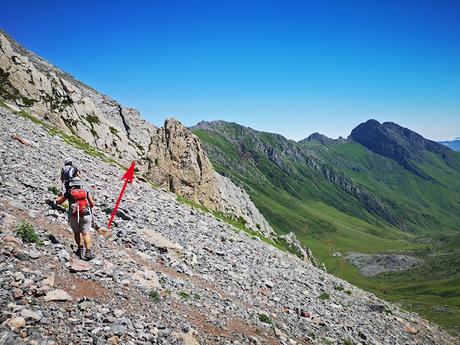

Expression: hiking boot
xmin=85 ymin=249 xmax=94 ymax=261
xmin=75 ymin=246 xmax=84 ymax=259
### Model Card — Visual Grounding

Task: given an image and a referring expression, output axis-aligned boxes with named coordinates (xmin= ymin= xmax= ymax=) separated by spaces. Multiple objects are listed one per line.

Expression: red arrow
xmin=107 ymin=162 xmax=135 ymax=230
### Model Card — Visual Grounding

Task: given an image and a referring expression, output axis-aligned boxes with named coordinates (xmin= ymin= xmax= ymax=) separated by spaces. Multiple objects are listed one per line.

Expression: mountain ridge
xmin=0 ymin=29 xmax=276 ymax=237
xmin=192 ymin=119 xmax=460 ymax=334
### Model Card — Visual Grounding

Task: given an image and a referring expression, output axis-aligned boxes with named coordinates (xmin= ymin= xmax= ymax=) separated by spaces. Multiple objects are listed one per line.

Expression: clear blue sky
xmin=1 ymin=0 xmax=459 ymax=140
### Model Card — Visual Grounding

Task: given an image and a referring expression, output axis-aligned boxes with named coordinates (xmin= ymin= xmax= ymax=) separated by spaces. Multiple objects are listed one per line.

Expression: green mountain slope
xmin=191 ymin=119 xmax=460 ymax=334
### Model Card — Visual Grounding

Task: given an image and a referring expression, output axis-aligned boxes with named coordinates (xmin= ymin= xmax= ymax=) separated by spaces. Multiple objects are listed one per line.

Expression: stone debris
xmin=0 ymin=103 xmax=457 ymax=344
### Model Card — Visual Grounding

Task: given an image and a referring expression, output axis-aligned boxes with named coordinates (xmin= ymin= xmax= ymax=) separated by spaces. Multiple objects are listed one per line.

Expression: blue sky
xmin=1 ymin=0 xmax=459 ymax=140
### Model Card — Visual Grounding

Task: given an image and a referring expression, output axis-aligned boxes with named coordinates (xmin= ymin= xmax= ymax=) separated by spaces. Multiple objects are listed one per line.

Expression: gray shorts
xmin=68 ymin=214 xmax=92 ymax=234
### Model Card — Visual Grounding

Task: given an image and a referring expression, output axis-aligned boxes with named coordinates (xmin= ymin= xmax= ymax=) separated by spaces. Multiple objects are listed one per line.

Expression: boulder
xmin=69 ymin=258 xmax=91 ymax=272
xmin=141 ymin=228 xmax=182 ymax=254
xmin=44 ymin=289 xmax=72 ymax=302
xmin=7 ymin=317 xmax=26 ymax=330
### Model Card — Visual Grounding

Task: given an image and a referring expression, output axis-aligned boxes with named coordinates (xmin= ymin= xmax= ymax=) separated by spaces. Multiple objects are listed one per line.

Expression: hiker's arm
xmin=76 ymin=170 xmax=82 ymax=178
xmin=55 ymin=195 xmax=67 ymax=205
xmin=88 ymin=194 xmax=95 ymax=208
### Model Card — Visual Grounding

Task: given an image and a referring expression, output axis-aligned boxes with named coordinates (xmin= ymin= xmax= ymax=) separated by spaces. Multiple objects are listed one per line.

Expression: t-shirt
xmin=61 ymin=165 xmax=80 ymax=183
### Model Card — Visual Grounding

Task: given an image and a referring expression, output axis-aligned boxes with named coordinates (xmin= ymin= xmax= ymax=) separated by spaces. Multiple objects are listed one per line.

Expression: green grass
xmin=148 ymin=290 xmax=161 ymax=302
xmin=318 ymin=292 xmax=330 ymax=300
xmin=193 ymin=121 xmax=460 ymax=335
xmin=16 ymin=221 xmax=42 ymax=245
xmin=48 ymin=185 xmax=60 ymax=195
xmin=179 ymin=291 xmax=190 ymax=300
xmin=258 ymin=313 xmax=272 ymax=324
xmin=15 ymin=109 xmax=126 ymax=170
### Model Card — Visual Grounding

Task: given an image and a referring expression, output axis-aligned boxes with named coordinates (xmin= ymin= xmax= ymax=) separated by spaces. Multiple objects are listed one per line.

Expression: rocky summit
xmin=0 ymin=100 xmax=457 ymax=343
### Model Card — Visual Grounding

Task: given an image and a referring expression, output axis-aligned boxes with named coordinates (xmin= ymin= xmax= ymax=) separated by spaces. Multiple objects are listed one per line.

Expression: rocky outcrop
xmin=144 ymin=118 xmax=221 ymax=207
xmin=214 ymin=173 xmax=274 ymax=236
xmin=0 ymin=30 xmax=274 ymax=235
xmin=0 ymin=31 xmax=153 ymax=162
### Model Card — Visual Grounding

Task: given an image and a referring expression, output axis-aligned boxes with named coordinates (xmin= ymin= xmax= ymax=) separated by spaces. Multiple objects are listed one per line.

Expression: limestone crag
xmin=0 ymin=105 xmax=456 ymax=345
xmin=0 ymin=30 xmax=274 ymax=235
xmin=145 ymin=118 xmax=221 ymax=208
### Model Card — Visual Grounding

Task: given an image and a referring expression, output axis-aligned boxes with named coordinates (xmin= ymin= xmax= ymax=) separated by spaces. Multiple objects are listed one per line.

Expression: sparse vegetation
xmin=148 ymin=290 xmax=161 ymax=302
xmin=48 ymin=185 xmax=60 ymax=195
xmin=86 ymin=113 xmax=100 ymax=125
xmin=345 ymin=290 xmax=352 ymax=295
xmin=16 ymin=109 xmax=126 ymax=170
xmin=258 ymin=313 xmax=272 ymax=324
xmin=179 ymin=291 xmax=190 ymax=300
xmin=16 ymin=221 xmax=42 ymax=245
xmin=334 ymin=286 xmax=344 ymax=291
xmin=319 ymin=292 xmax=330 ymax=300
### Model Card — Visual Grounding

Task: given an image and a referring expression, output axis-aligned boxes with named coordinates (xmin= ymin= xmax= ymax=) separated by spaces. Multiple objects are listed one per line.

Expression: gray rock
xmin=20 ymin=309 xmax=42 ymax=321
xmin=57 ymin=249 xmax=70 ymax=262
xmin=44 ymin=289 xmax=72 ymax=302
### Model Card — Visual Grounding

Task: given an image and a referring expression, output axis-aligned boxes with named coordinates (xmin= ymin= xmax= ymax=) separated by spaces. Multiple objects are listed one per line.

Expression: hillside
xmin=191 ymin=120 xmax=460 ymax=334
xmin=2 ymin=104 xmax=457 ymax=343
xmin=0 ymin=29 xmax=274 ymax=237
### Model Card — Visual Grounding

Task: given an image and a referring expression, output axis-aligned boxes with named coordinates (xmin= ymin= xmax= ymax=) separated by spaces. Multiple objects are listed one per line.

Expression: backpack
xmin=61 ymin=165 xmax=77 ymax=183
xmin=69 ymin=188 xmax=89 ymax=219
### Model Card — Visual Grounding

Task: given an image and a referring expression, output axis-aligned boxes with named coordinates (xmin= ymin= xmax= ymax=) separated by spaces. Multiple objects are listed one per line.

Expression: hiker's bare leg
xmin=82 ymin=232 xmax=91 ymax=250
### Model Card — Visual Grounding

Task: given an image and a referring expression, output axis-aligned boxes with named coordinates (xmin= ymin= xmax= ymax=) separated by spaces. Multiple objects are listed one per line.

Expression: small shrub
xmin=344 ymin=340 xmax=354 ymax=345
xmin=384 ymin=308 xmax=393 ymax=315
xmin=345 ymin=290 xmax=352 ymax=295
xmin=148 ymin=290 xmax=161 ymax=302
xmin=334 ymin=286 xmax=344 ymax=291
xmin=319 ymin=292 xmax=330 ymax=300
xmin=48 ymin=185 xmax=60 ymax=195
xmin=16 ymin=222 xmax=42 ymax=244
xmin=258 ymin=313 xmax=272 ymax=324
xmin=179 ymin=291 xmax=190 ymax=300
xmin=193 ymin=293 xmax=201 ymax=301
xmin=86 ymin=113 xmax=100 ymax=125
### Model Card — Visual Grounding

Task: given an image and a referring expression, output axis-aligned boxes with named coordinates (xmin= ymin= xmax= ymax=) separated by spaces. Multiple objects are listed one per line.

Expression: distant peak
xmin=300 ymin=132 xmax=333 ymax=144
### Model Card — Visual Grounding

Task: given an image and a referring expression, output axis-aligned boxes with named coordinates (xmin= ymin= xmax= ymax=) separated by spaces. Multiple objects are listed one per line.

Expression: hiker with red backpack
xmin=55 ymin=177 xmax=95 ymax=260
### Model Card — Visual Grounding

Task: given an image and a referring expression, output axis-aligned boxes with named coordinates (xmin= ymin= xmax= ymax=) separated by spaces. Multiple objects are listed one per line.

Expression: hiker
xmin=60 ymin=157 xmax=82 ymax=193
xmin=55 ymin=177 xmax=95 ymax=260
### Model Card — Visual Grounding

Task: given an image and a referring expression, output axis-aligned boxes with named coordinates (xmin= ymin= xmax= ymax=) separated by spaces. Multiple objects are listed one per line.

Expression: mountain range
xmin=439 ymin=138 xmax=460 ymax=151
xmin=191 ymin=119 xmax=460 ymax=333
xmin=1 ymin=28 xmax=460 ymax=338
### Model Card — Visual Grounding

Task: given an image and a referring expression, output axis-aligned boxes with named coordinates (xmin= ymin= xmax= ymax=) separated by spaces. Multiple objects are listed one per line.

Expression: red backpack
xmin=69 ymin=188 xmax=88 ymax=218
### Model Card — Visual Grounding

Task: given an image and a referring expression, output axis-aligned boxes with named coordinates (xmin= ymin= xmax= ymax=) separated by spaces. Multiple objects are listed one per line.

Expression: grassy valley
xmin=192 ymin=120 xmax=460 ymax=335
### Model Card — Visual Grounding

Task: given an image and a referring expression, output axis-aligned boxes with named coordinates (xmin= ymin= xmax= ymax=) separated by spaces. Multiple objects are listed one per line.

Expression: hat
xmin=64 ymin=157 xmax=73 ymax=165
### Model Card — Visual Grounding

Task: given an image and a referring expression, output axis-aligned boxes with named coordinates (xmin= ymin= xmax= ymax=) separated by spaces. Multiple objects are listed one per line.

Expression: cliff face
xmin=0 ymin=30 xmax=273 ymax=235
